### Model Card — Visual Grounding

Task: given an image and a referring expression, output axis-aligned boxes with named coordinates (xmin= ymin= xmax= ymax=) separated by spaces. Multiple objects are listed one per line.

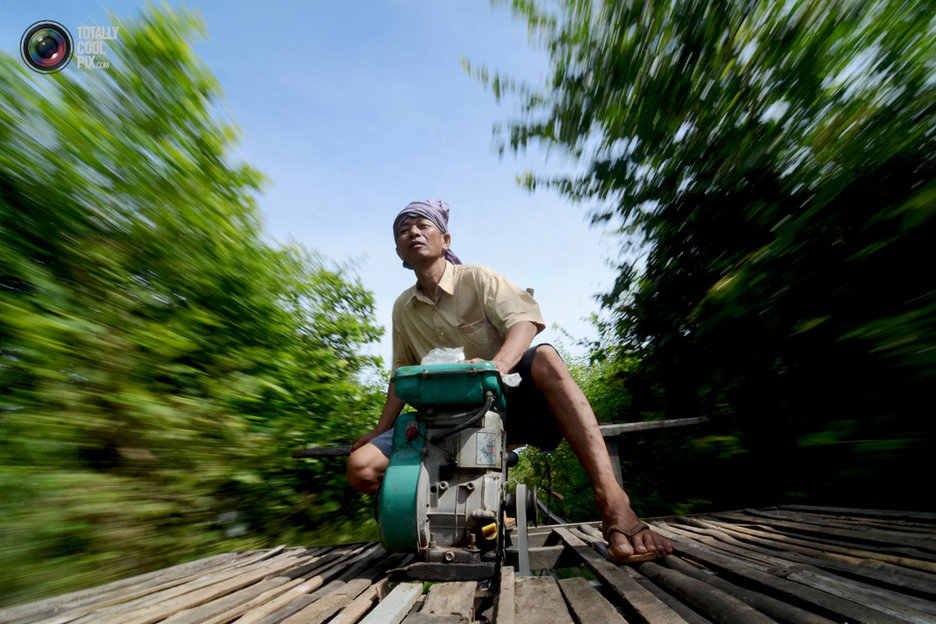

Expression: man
xmin=347 ymin=200 xmax=672 ymax=564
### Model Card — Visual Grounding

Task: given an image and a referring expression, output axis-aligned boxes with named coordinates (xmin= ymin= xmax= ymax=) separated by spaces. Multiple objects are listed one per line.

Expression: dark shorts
xmin=370 ymin=344 xmax=564 ymax=458
xmin=370 ymin=429 xmax=394 ymax=457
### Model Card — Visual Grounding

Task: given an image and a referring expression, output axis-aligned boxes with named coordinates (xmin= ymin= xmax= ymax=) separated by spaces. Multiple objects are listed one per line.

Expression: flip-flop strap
xmin=604 ymin=520 xmax=649 ymax=539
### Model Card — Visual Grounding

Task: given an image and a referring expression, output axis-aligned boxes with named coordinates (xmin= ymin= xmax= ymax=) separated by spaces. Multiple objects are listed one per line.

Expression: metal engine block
xmin=416 ymin=409 xmax=505 ymax=563
xmin=377 ymin=363 xmax=509 ymax=575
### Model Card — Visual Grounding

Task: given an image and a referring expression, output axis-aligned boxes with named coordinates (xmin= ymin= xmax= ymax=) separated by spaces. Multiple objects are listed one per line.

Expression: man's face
xmin=395 ymin=216 xmax=451 ymax=266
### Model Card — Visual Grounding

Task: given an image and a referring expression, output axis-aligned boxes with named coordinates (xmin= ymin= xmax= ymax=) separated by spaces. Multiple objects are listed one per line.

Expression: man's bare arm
xmin=351 ymin=381 xmax=405 ymax=451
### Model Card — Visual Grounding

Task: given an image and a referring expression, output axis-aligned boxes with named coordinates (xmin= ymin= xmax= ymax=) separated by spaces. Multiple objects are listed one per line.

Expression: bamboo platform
xmin=3 ymin=505 xmax=934 ymax=624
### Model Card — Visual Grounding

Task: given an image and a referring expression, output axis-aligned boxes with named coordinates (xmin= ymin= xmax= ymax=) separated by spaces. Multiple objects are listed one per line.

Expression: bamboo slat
xmin=556 ymin=577 xmax=627 ymax=623
xmin=3 ymin=508 xmax=934 ymax=624
xmin=514 ymin=576 xmax=574 ymax=624
xmin=553 ymin=526 xmax=690 ymax=624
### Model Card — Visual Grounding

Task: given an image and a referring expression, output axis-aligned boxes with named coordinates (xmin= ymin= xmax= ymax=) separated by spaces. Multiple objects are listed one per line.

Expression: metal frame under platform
xmin=3 ymin=505 xmax=935 ymax=624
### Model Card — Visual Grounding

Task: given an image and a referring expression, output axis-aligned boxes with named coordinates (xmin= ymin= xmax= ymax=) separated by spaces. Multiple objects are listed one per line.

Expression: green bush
xmin=1 ymin=7 xmax=383 ymax=606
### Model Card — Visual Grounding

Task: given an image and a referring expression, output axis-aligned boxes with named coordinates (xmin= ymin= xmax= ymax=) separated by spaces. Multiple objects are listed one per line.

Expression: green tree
xmin=480 ymin=0 xmax=936 ymax=512
xmin=1 ymin=7 xmax=382 ymax=606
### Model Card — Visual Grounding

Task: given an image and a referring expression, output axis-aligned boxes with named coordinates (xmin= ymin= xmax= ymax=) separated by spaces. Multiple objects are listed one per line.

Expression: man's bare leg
xmin=529 ymin=346 xmax=673 ymax=560
xmin=347 ymin=444 xmax=389 ymax=495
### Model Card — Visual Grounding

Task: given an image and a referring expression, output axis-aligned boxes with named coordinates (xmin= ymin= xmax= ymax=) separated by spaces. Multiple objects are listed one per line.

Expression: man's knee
xmin=529 ymin=344 xmax=569 ymax=383
xmin=347 ymin=445 xmax=388 ymax=495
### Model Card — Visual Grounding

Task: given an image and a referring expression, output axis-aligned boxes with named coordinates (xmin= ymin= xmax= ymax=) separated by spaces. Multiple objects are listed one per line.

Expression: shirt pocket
xmin=457 ymin=318 xmax=502 ymax=360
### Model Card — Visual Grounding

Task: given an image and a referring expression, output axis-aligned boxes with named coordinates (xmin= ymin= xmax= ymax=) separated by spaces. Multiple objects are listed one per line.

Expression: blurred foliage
xmin=0 ymin=7 xmax=383 ymax=607
xmin=486 ymin=0 xmax=936 ymax=514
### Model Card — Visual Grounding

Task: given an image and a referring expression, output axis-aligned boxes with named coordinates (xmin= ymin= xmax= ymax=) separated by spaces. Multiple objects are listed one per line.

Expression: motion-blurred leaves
xmin=484 ymin=0 xmax=936 ymax=513
xmin=1 ymin=7 xmax=382 ymax=606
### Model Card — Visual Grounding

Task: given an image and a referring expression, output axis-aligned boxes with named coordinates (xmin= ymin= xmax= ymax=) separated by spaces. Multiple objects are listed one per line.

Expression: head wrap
xmin=393 ymin=199 xmax=462 ymax=269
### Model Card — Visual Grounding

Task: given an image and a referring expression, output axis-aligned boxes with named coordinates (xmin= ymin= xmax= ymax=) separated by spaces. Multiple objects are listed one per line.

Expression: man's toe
xmin=632 ymin=530 xmax=653 ymax=554
xmin=607 ymin=531 xmax=636 ymax=560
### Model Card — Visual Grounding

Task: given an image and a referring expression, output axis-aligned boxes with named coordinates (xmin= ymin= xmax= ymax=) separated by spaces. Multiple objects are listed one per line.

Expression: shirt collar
xmin=411 ymin=261 xmax=455 ymax=305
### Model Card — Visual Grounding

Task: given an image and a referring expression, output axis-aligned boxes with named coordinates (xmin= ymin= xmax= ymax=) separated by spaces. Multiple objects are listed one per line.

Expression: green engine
xmin=377 ymin=362 xmax=508 ymax=574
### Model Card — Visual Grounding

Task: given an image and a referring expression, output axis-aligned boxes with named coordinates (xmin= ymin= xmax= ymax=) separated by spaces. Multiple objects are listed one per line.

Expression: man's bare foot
xmin=603 ymin=521 xmax=672 ymax=563
xmin=600 ymin=493 xmax=673 ymax=564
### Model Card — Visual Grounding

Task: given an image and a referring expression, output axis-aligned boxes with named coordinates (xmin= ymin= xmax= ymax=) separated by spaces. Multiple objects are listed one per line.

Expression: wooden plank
xmin=736 ymin=509 xmax=936 ymax=552
xmin=302 ymin=543 xmax=387 ymax=597
xmin=776 ymin=510 xmax=936 ymax=534
xmin=570 ymin=526 xmax=602 ymax=546
xmin=400 ymin=615 xmax=464 ymax=624
xmin=553 ymin=527 xmax=689 ymax=624
xmin=760 ymin=509 xmax=936 ymax=545
xmin=684 ymin=517 xmax=936 ymax=596
xmin=662 ymin=555 xmax=836 ymax=624
xmin=707 ymin=513 xmax=936 ymax=574
xmin=622 ymin=567 xmax=714 ymax=624
xmin=495 ymin=566 xmax=515 ymax=624
xmin=575 ymin=523 xmax=605 ymax=542
xmin=515 ymin=576 xmax=574 ymax=624
xmin=230 ymin=545 xmax=386 ymax=624
xmin=783 ymin=567 xmax=936 ymax=624
xmin=661 ymin=521 xmax=936 ymax=620
xmin=160 ymin=576 xmax=296 ymax=624
xmin=712 ymin=512 xmax=936 ymax=568
xmin=779 ymin=505 xmax=936 ymax=522
xmin=194 ymin=576 xmax=311 ymax=624
xmin=636 ymin=561 xmax=778 ymax=624
xmin=281 ymin=543 xmax=376 ymax=582
xmin=162 ymin=544 xmax=383 ymax=624
xmin=557 ymin=576 xmax=628 ymax=623
xmin=331 ymin=579 xmax=389 ymax=624
xmin=358 ymin=583 xmax=423 ymax=624
xmin=599 ymin=418 xmax=708 ymax=437
xmin=279 ymin=578 xmax=373 ymax=624
xmin=0 ymin=550 xmax=261 ymax=624
xmin=506 ymin=545 xmax=580 ymax=570
xmin=419 ymin=581 xmax=476 ymax=621
xmin=228 ymin=576 xmax=333 ymax=624
xmin=10 ymin=509 xmax=936 ymax=624
xmin=15 ymin=548 xmax=298 ymax=624
xmin=652 ymin=523 xmax=905 ymax=624
xmin=803 ymin=517 xmax=936 ymax=534
xmin=112 ymin=552 xmax=316 ymax=624
xmin=520 ymin=522 xmax=602 ymax=548
xmin=61 ymin=549 xmax=316 ymax=624
xmin=569 ymin=526 xmax=615 ymax=562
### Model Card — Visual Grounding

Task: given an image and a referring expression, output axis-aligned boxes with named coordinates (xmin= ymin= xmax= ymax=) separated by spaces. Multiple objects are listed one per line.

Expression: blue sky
xmin=1 ymin=1 xmax=621 ymax=364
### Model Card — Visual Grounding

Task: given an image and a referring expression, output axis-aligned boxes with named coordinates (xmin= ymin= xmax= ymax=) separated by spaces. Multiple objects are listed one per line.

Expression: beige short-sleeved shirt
xmin=391 ymin=262 xmax=545 ymax=370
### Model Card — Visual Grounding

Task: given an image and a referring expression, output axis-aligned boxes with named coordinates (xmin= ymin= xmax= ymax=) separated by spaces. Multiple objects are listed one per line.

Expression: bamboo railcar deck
xmin=2 ymin=505 xmax=934 ymax=624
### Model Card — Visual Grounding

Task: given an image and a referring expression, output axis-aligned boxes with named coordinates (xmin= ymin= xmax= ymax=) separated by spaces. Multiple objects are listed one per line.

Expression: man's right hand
xmin=351 ymin=429 xmax=382 ymax=452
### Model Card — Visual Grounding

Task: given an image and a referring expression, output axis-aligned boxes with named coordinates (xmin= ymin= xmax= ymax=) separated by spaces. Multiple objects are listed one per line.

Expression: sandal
xmin=603 ymin=521 xmax=667 ymax=564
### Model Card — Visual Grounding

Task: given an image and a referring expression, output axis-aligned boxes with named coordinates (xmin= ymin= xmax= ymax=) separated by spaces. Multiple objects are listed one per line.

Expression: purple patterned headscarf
xmin=393 ymin=199 xmax=462 ymax=269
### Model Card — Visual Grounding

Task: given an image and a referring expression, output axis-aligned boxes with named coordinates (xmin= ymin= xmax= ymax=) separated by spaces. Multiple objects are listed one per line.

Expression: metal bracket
xmin=516 ymin=483 xmax=530 ymax=576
